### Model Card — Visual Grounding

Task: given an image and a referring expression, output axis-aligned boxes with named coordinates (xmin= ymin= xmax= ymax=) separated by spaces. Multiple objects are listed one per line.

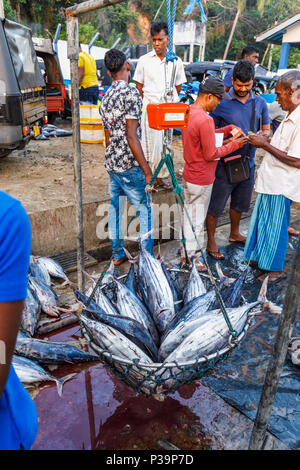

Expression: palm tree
xmin=222 ymin=0 xmax=271 ymax=60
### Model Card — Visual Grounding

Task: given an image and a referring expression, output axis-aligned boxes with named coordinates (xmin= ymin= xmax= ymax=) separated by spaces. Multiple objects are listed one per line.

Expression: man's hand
xmin=248 ymin=134 xmax=269 ymax=149
xmin=235 ymin=135 xmax=248 ymax=148
xmin=144 ymin=171 xmax=153 ymax=186
xmin=230 ymin=126 xmax=246 ymax=138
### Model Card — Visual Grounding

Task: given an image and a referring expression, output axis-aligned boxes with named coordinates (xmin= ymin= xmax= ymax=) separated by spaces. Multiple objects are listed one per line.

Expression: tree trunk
xmin=261 ymin=43 xmax=271 ymax=67
xmin=223 ymin=8 xmax=241 ymax=61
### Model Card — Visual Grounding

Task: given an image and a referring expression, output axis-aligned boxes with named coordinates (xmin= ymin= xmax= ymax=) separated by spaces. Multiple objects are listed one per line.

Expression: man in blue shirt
xmin=223 ymin=46 xmax=259 ymax=92
xmin=206 ymin=60 xmax=270 ymax=259
xmin=0 ymin=191 xmax=38 ymax=449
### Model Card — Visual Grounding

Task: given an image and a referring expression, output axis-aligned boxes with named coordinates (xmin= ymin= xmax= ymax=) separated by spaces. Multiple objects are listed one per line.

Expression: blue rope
xmin=165 ymin=0 xmax=178 ymax=62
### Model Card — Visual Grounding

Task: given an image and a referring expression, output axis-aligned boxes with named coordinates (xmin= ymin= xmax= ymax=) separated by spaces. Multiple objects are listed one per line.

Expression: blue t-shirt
xmin=223 ymin=68 xmax=234 ymax=88
xmin=0 ymin=191 xmax=38 ymax=450
xmin=210 ymin=89 xmax=270 ymax=168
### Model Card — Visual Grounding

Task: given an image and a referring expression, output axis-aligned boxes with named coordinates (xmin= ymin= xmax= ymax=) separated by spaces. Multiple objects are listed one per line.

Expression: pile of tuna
xmin=76 ymin=244 xmax=271 ymax=396
xmin=14 ymin=248 xmax=274 ymax=398
xmin=14 ymin=256 xmax=100 ymax=396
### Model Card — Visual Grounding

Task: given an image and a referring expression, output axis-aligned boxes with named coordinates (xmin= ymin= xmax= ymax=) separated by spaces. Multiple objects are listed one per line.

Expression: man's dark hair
xmin=104 ymin=48 xmax=127 ymax=75
xmin=150 ymin=21 xmax=168 ymax=37
xmin=241 ymin=46 xmax=259 ymax=58
xmin=233 ymin=59 xmax=255 ymax=82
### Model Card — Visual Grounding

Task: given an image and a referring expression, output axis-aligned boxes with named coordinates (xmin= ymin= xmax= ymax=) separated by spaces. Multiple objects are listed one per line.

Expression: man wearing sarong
xmin=244 ymin=70 xmax=300 ymax=282
xmin=133 ymin=21 xmax=186 ymax=190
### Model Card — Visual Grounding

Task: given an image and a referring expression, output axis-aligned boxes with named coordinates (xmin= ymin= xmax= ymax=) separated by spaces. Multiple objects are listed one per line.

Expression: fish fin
xmin=216 ymin=262 xmax=225 ymax=281
xmin=257 ymin=275 xmax=269 ymax=303
xmin=56 ymin=373 xmax=77 ymax=397
xmin=123 ymin=248 xmax=138 ymax=264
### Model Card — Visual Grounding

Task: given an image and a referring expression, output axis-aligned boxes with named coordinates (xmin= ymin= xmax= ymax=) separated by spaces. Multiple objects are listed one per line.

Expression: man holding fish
xmin=0 ymin=191 xmax=38 ymax=450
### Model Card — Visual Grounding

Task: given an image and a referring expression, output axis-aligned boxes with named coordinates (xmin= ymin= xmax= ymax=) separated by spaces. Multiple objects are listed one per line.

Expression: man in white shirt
xmin=244 ymin=70 xmax=300 ymax=282
xmin=133 ymin=21 xmax=186 ymax=189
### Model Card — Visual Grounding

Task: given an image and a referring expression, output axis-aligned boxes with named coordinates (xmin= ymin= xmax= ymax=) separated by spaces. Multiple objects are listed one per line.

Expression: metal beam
xmin=66 ymin=0 xmax=126 ymax=17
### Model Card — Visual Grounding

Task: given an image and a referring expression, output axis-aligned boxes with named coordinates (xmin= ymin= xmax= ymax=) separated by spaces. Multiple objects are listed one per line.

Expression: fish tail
xmin=56 ymin=373 xmax=77 ymax=397
xmin=257 ymin=275 xmax=268 ymax=303
xmin=216 ymin=262 xmax=225 ymax=281
xmin=123 ymin=248 xmax=138 ymax=264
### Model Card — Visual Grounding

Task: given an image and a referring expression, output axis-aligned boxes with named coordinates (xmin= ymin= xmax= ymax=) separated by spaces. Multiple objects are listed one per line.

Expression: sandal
xmin=154 ymin=182 xmax=173 ymax=191
xmin=113 ymin=255 xmax=128 ymax=266
xmin=207 ymin=250 xmax=225 ymax=260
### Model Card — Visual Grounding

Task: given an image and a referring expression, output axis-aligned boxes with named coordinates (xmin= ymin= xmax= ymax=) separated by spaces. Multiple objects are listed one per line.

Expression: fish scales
xmin=138 ymin=248 xmax=175 ymax=334
xmin=80 ymin=315 xmax=154 ymax=364
xmin=15 ymin=336 xmax=100 ymax=365
xmin=163 ymin=301 xmax=260 ymax=364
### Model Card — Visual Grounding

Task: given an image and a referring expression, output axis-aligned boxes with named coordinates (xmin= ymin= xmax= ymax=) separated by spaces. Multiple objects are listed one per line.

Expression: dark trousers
xmin=79 ymin=85 xmax=99 ymax=104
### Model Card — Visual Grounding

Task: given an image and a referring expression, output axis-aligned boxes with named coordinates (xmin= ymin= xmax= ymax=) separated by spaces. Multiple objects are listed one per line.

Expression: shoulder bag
xmin=223 ymin=99 xmax=255 ymax=184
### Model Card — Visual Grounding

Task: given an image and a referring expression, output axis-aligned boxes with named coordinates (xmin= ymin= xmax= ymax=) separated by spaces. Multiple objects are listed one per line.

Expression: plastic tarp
xmin=201 ymin=222 xmax=300 ymax=450
xmin=3 ymin=19 xmax=45 ymax=90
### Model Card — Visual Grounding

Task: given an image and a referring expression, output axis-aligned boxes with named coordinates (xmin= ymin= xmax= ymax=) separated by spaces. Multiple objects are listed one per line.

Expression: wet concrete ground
xmin=30 ymin=216 xmax=293 ymax=451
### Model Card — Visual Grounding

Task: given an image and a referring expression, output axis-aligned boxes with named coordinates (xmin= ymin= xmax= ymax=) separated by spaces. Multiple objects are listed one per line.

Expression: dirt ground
xmin=0 ymin=119 xmax=185 ymax=214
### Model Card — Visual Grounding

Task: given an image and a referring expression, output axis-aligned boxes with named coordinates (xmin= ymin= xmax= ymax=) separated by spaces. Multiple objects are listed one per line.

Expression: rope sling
xmin=79 ymin=2 xmax=252 ymax=397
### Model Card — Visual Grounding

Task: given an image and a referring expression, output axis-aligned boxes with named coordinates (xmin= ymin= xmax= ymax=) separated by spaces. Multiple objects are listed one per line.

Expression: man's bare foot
xmin=288 ymin=226 xmax=299 ymax=237
xmin=228 ymin=233 xmax=246 ymax=244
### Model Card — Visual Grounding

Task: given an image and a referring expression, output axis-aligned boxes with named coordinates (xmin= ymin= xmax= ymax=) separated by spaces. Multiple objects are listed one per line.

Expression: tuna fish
xmin=134 ymin=235 xmax=175 ymax=334
xmin=80 ymin=314 xmax=154 ymax=364
xmin=28 ymin=276 xmax=60 ymax=317
xmin=29 ymin=261 xmax=51 ymax=286
xmin=163 ymin=277 xmax=269 ymax=364
xmin=212 ymin=264 xmax=249 ymax=309
xmin=15 ymin=336 xmax=100 ymax=365
xmin=84 ymin=273 xmax=119 ymax=317
xmin=20 ymin=287 xmax=41 ymax=336
xmin=183 ymin=258 xmax=207 ymax=305
xmin=32 ymin=256 xmax=69 ymax=283
xmin=160 ymin=260 xmax=183 ymax=313
xmin=112 ymin=276 xmax=160 ymax=347
xmin=12 ymin=355 xmax=76 ymax=396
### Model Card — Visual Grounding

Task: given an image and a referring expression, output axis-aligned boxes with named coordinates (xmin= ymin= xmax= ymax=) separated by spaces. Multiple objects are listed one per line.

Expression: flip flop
xmin=228 ymin=238 xmax=246 ymax=245
xmin=154 ymin=182 xmax=173 ymax=191
xmin=207 ymin=250 xmax=225 ymax=260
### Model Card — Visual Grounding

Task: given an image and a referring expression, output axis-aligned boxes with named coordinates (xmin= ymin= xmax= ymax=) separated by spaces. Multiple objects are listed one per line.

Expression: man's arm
xmin=0 ymin=301 xmax=24 ymax=397
xmin=104 ymin=129 xmax=110 ymax=148
xmin=249 ymin=134 xmax=300 ymax=168
xmin=135 ymin=81 xmax=144 ymax=99
xmin=126 ymin=119 xmax=152 ymax=183
xmin=78 ymin=66 xmax=84 ymax=87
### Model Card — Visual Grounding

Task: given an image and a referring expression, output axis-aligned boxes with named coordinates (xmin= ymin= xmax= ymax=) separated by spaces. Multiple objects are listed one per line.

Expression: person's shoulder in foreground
xmin=0 ymin=191 xmax=38 ymax=451
xmin=0 ymin=191 xmax=31 ymax=301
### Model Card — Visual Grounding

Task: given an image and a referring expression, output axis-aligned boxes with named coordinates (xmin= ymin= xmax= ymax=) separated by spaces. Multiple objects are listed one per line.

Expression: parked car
xmin=0 ymin=17 xmax=47 ymax=157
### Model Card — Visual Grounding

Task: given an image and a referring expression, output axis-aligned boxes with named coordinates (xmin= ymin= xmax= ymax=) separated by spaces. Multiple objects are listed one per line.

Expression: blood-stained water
xmin=30 ymin=324 xmax=217 ymax=450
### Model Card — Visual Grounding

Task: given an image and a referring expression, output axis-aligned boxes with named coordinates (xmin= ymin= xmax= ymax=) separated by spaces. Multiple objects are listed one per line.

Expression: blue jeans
xmin=108 ymin=166 xmax=154 ymax=259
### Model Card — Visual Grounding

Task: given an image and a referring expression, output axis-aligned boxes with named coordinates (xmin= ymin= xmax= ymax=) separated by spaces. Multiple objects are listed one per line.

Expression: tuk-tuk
xmin=33 ymin=37 xmax=66 ymax=124
xmin=0 ymin=17 xmax=48 ymax=157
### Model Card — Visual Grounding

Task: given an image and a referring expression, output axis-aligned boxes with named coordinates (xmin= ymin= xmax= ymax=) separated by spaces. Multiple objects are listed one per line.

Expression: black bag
xmin=223 ymin=154 xmax=250 ymax=184
xmin=223 ymin=99 xmax=255 ymax=184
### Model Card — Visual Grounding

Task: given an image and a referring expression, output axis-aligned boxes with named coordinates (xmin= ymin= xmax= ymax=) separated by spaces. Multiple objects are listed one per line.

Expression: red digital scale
xmin=147 ymin=103 xmax=190 ymax=130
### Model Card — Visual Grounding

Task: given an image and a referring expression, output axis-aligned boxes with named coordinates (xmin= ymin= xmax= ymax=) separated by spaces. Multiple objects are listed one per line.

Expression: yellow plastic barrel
xmin=79 ymin=104 xmax=104 ymax=143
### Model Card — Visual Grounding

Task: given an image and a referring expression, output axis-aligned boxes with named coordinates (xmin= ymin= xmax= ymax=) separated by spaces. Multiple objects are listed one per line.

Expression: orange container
xmin=147 ymin=103 xmax=190 ymax=130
